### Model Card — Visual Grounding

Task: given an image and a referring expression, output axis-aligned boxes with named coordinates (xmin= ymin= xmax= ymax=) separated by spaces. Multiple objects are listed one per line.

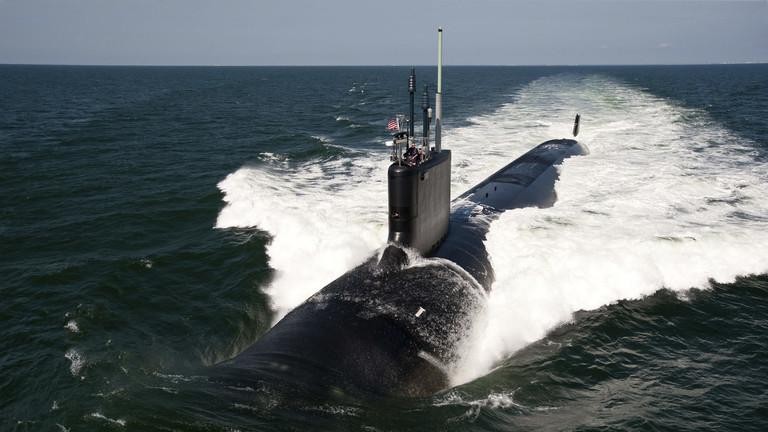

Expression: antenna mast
xmin=408 ymin=68 xmax=416 ymax=140
xmin=434 ymin=27 xmax=443 ymax=152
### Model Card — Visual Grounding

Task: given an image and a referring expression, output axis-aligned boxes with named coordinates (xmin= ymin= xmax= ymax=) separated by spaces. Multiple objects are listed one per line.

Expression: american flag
xmin=386 ymin=117 xmax=399 ymax=131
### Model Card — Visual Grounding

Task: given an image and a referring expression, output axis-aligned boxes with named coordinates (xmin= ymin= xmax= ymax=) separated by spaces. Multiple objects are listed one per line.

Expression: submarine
xmin=214 ymin=28 xmax=588 ymax=397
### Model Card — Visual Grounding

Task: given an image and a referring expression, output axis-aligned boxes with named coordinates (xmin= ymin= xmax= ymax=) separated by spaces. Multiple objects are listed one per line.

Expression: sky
xmin=0 ymin=0 xmax=766 ymax=66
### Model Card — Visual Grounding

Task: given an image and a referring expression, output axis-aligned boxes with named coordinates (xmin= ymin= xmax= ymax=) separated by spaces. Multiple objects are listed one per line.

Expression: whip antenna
xmin=435 ymin=27 xmax=443 ymax=152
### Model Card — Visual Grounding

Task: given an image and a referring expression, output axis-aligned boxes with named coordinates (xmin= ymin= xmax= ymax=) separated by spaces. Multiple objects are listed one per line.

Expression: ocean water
xmin=1 ymin=64 xmax=767 ymax=431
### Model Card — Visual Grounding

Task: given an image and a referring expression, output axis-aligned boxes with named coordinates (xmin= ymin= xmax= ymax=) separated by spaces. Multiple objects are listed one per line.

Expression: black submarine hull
xmin=215 ymin=139 xmax=588 ymax=397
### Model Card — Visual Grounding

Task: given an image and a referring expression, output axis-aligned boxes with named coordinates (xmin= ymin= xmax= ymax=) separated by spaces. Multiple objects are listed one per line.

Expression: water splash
xmin=216 ymin=74 xmax=768 ymax=384
xmin=216 ymin=151 xmax=389 ymax=321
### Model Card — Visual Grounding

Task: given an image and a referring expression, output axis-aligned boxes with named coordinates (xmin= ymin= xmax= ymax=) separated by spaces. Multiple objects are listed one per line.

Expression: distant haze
xmin=0 ymin=0 xmax=766 ymax=66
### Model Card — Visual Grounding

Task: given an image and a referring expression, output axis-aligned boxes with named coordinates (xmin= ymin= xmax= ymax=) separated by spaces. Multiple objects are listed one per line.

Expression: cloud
xmin=658 ymin=42 xmax=672 ymax=49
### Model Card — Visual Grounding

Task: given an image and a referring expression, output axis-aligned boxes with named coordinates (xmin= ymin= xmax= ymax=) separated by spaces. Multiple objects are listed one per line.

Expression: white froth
xmin=87 ymin=412 xmax=126 ymax=427
xmin=64 ymin=348 xmax=85 ymax=376
xmin=453 ymin=75 xmax=768 ymax=383
xmin=64 ymin=320 xmax=79 ymax=333
xmin=216 ymin=155 xmax=389 ymax=320
xmin=216 ymin=74 xmax=768 ymax=384
xmin=436 ymin=390 xmax=524 ymax=410
xmin=435 ymin=390 xmax=526 ymax=422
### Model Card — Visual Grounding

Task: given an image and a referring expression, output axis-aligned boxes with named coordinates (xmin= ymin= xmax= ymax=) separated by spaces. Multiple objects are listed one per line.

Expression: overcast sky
xmin=0 ymin=0 xmax=766 ymax=65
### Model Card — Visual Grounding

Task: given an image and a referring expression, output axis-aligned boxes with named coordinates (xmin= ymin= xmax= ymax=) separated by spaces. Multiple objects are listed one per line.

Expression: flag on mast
xmin=386 ymin=117 xmax=400 ymax=131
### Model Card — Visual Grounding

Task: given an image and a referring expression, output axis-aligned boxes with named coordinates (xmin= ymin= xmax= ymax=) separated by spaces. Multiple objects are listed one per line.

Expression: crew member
xmin=404 ymin=143 xmax=421 ymax=166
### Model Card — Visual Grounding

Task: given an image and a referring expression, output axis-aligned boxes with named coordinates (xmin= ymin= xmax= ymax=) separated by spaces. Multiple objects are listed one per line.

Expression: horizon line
xmin=1 ymin=62 xmax=767 ymax=68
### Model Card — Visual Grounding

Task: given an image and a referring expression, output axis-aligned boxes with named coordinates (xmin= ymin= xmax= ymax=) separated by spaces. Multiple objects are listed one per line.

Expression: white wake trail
xmin=452 ymin=75 xmax=768 ymax=383
xmin=216 ymin=74 xmax=768 ymax=384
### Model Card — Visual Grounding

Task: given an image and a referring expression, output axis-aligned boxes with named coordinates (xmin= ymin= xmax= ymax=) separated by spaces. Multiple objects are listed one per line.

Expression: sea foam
xmin=216 ymin=74 xmax=768 ymax=383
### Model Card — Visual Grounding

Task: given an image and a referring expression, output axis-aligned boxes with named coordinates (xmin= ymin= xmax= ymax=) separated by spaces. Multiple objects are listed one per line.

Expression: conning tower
xmin=386 ymin=28 xmax=450 ymax=255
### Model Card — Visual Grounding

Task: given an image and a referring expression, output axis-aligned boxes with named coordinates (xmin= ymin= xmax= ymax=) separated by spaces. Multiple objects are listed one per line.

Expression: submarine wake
xmin=216 ymin=73 xmax=768 ymax=387
xmin=453 ymin=74 xmax=768 ymax=384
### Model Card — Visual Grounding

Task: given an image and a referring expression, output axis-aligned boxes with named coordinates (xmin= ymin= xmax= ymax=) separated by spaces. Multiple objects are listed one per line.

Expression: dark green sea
xmin=2 ymin=64 xmax=767 ymax=431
